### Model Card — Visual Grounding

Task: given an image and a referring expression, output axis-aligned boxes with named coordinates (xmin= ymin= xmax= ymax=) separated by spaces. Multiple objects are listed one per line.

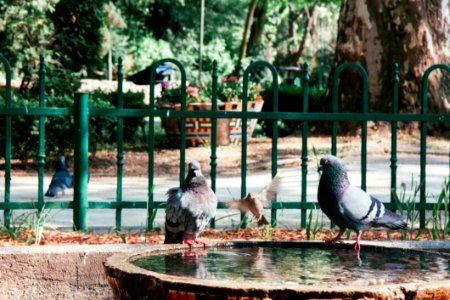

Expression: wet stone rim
xmin=103 ymin=241 xmax=450 ymax=299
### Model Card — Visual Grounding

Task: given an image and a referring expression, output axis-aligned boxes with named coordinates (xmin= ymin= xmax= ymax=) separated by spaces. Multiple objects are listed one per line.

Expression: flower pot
xmin=158 ymin=100 xmax=264 ymax=146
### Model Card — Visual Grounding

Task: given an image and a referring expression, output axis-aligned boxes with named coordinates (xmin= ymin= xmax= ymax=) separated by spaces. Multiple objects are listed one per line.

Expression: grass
xmin=430 ymin=177 xmax=449 ymax=240
xmin=393 ymin=175 xmax=450 ymax=241
xmin=306 ymin=203 xmax=323 ymax=240
xmin=0 ymin=204 xmax=51 ymax=245
xmin=393 ymin=176 xmax=424 ymax=240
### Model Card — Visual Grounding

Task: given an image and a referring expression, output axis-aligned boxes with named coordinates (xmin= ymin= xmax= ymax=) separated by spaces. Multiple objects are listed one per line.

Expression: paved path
xmin=1 ymin=152 xmax=448 ymax=232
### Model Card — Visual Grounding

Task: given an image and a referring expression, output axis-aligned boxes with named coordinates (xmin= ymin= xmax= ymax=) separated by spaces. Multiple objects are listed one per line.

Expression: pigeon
xmin=227 ymin=176 xmax=281 ymax=226
xmin=45 ymin=155 xmax=73 ymax=197
xmin=317 ymin=155 xmax=407 ymax=252
xmin=164 ymin=161 xmax=217 ymax=247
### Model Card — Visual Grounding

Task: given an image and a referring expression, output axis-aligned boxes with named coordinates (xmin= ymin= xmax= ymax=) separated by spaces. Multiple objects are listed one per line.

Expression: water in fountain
xmin=133 ymin=246 xmax=449 ymax=286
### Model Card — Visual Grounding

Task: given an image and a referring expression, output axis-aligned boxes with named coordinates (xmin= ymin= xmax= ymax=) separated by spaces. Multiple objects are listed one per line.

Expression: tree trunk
xmin=329 ymin=0 xmax=450 ymax=119
xmin=247 ymin=0 xmax=268 ymax=57
xmin=234 ymin=0 xmax=258 ymax=76
xmin=291 ymin=5 xmax=316 ymax=66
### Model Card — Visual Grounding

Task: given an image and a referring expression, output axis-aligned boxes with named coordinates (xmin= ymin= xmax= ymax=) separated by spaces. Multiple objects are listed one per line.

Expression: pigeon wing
xmin=257 ymin=176 xmax=281 ymax=207
xmin=226 ymin=199 xmax=250 ymax=211
xmin=339 ymin=185 xmax=385 ymax=229
xmin=164 ymin=187 xmax=187 ymax=243
xmin=182 ymin=184 xmax=217 ymax=239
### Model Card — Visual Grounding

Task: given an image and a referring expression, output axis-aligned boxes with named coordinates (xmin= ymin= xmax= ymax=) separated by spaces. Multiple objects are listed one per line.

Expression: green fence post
xmin=0 ymin=55 xmax=12 ymax=228
xmin=240 ymin=66 xmax=250 ymax=229
xmin=115 ymin=57 xmax=124 ymax=230
xmin=331 ymin=62 xmax=368 ymax=190
xmin=73 ymin=92 xmax=89 ymax=231
xmin=37 ymin=54 xmax=46 ymax=211
xmin=148 ymin=59 xmax=186 ymax=230
xmin=270 ymin=65 xmax=279 ymax=228
xmin=301 ymin=62 xmax=309 ymax=228
xmin=390 ymin=64 xmax=399 ymax=207
xmin=210 ymin=60 xmax=218 ymax=229
xmin=331 ymin=68 xmax=339 ymax=156
xmin=241 ymin=61 xmax=278 ymax=227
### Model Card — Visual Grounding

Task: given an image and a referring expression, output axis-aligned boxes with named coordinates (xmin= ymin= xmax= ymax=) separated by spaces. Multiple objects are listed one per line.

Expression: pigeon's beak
xmin=317 ymin=165 xmax=323 ymax=173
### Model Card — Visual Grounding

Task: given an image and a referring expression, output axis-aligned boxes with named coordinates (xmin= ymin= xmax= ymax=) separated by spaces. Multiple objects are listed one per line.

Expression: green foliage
xmin=0 ymin=88 xmax=145 ymax=162
xmin=430 ymin=177 xmax=449 ymax=240
xmin=260 ymin=82 xmax=327 ymax=136
xmin=393 ymin=177 xmax=424 ymax=240
xmin=0 ymin=0 xmax=57 ymax=76
xmin=50 ymin=0 xmax=108 ymax=75
xmin=306 ymin=203 xmax=323 ymax=240
xmin=90 ymin=89 xmax=147 ymax=145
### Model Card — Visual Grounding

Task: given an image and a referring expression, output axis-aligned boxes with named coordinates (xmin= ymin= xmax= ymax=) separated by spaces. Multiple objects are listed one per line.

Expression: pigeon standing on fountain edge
xmin=317 ymin=155 xmax=407 ymax=252
xmin=45 ymin=155 xmax=73 ymax=197
xmin=164 ymin=161 xmax=217 ymax=245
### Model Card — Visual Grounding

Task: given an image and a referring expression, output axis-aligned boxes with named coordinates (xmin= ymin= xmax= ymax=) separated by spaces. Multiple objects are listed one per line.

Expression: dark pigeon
xmin=317 ymin=155 xmax=407 ymax=252
xmin=45 ymin=156 xmax=73 ymax=197
xmin=227 ymin=176 xmax=281 ymax=226
xmin=164 ymin=161 xmax=217 ymax=246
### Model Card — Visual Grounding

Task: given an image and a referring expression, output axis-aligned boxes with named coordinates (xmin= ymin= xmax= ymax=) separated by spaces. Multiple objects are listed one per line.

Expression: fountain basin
xmin=104 ymin=241 xmax=450 ymax=300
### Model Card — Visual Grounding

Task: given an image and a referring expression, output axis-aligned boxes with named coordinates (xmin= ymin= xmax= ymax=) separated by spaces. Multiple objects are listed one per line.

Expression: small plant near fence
xmin=430 ymin=177 xmax=449 ymax=240
xmin=393 ymin=176 xmax=450 ymax=240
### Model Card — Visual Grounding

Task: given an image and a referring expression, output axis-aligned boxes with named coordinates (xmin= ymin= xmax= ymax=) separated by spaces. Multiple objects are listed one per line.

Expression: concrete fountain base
xmin=0 ymin=241 xmax=449 ymax=299
xmin=0 ymin=244 xmax=149 ymax=300
xmin=104 ymin=241 xmax=450 ymax=300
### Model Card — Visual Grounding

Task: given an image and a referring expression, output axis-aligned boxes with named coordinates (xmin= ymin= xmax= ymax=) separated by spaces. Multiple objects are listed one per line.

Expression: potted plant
xmin=156 ymin=76 xmax=264 ymax=146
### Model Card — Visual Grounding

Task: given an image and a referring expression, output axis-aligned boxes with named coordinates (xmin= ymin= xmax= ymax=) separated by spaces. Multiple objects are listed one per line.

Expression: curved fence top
xmin=421 ymin=64 xmax=450 ymax=114
xmin=332 ymin=62 xmax=369 ymax=113
xmin=149 ymin=58 xmax=187 ymax=110
xmin=242 ymin=60 xmax=279 ymax=111
xmin=0 ymin=54 xmax=12 ymax=108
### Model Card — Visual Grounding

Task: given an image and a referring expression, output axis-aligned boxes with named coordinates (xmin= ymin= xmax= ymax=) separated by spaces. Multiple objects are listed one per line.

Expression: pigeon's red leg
xmin=193 ymin=239 xmax=207 ymax=249
xmin=351 ymin=231 xmax=361 ymax=253
xmin=182 ymin=239 xmax=195 ymax=250
xmin=324 ymin=228 xmax=345 ymax=244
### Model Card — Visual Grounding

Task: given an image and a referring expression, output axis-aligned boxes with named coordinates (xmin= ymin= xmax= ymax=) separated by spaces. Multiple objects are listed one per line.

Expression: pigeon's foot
xmin=182 ymin=239 xmax=195 ymax=250
xmin=183 ymin=249 xmax=207 ymax=257
xmin=324 ymin=229 xmax=345 ymax=244
xmin=182 ymin=239 xmax=207 ymax=250
xmin=351 ymin=241 xmax=361 ymax=252
xmin=182 ymin=240 xmax=207 ymax=256
xmin=324 ymin=237 xmax=343 ymax=244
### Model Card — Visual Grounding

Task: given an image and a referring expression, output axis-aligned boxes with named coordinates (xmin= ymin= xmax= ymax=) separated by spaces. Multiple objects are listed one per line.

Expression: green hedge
xmin=260 ymin=83 xmax=326 ymax=137
xmin=0 ymin=89 xmax=146 ymax=165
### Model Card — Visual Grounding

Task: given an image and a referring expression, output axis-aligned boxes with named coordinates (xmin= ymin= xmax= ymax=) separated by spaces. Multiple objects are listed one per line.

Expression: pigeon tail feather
xmin=164 ymin=221 xmax=185 ymax=244
xmin=374 ymin=209 xmax=407 ymax=229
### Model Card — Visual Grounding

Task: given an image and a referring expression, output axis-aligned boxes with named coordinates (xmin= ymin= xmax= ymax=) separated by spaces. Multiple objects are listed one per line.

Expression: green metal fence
xmin=1 ymin=54 xmax=449 ymax=231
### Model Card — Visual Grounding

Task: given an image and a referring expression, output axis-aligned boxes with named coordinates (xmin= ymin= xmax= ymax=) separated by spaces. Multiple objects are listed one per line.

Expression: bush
xmin=0 ymin=88 xmax=145 ymax=164
xmin=260 ymin=83 xmax=326 ymax=137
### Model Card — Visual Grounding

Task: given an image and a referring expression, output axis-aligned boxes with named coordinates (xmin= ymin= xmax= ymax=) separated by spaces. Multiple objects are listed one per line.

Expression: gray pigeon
xmin=164 ymin=161 xmax=217 ymax=246
xmin=317 ymin=155 xmax=407 ymax=251
xmin=45 ymin=156 xmax=73 ymax=197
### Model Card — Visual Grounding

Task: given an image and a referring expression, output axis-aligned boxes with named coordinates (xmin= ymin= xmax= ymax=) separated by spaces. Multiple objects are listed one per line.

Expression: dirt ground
xmin=0 ymin=227 xmax=438 ymax=247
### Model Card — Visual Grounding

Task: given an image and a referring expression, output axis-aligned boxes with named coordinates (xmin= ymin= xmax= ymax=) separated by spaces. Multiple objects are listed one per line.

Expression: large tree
xmin=50 ymin=0 xmax=108 ymax=76
xmin=330 ymin=0 xmax=450 ymax=116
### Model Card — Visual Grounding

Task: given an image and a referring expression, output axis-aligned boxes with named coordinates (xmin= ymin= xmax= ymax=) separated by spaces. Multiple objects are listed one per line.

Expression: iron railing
xmin=1 ymin=54 xmax=449 ymax=231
